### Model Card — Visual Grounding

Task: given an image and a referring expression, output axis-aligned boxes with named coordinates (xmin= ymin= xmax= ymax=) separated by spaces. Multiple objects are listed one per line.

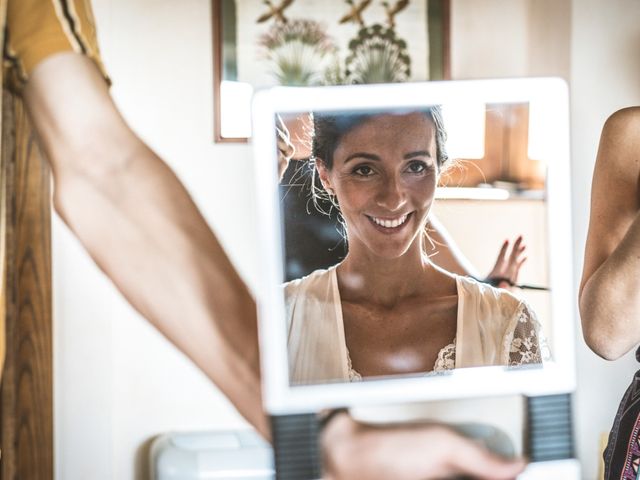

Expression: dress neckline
xmin=329 ymin=267 xmax=462 ymax=380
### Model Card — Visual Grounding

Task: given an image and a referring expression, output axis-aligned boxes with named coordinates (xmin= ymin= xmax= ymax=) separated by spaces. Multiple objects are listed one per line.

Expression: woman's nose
xmin=375 ymin=175 xmax=407 ymax=211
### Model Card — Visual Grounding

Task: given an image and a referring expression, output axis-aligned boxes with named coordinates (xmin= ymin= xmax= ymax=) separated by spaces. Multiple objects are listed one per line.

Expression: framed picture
xmin=212 ymin=0 xmax=450 ymax=142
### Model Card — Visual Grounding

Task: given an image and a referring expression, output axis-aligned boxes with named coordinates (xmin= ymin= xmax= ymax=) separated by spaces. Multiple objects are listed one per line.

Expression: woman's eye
xmin=353 ymin=165 xmax=374 ymax=176
xmin=406 ymin=160 xmax=430 ymax=174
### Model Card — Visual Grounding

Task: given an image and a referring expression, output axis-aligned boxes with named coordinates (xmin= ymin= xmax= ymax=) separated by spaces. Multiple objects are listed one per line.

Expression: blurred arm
xmin=24 ymin=52 xmax=268 ymax=436
xmin=579 ymin=107 xmax=640 ymax=360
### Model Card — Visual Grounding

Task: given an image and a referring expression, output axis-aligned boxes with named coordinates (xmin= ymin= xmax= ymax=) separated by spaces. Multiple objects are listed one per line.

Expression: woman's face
xmin=317 ymin=112 xmax=438 ymax=260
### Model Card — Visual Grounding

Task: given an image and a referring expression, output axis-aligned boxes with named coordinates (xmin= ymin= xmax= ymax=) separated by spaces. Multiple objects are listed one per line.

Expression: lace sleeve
xmin=507 ymin=303 xmax=551 ymax=366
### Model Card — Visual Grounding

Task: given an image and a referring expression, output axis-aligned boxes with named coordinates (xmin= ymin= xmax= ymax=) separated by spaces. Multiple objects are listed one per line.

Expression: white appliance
xmin=150 ymin=430 xmax=274 ymax=480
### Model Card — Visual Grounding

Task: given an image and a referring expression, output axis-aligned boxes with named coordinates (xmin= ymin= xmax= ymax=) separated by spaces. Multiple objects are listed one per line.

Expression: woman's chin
xmin=361 ymin=242 xmax=416 ymax=261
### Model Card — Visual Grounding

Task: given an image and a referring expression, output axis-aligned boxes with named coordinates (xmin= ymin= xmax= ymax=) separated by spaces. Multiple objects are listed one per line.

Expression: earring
xmin=326 ymin=188 xmax=335 ymax=196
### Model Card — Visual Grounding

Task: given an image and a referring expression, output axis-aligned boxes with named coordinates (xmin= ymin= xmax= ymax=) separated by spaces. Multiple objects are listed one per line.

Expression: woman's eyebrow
xmin=344 ymin=152 xmax=380 ymax=163
xmin=403 ymin=150 xmax=432 ymax=159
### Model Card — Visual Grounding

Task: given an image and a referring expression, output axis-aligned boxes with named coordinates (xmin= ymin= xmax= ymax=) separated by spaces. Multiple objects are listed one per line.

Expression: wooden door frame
xmin=0 ymin=91 xmax=54 ymax=480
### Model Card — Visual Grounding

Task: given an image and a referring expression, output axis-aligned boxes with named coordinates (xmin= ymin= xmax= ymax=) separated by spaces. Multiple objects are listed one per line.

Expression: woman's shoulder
xmin=605 ymin=106 xmax=640 ymax=124
xmin=456 ymin=275 xmax=519 ymax=299
xmin=602 ymin=107 xmax=640 ymax=141
xmin=456 ymin=275 xmax=524 ymax=317
xmin=283 ymin=266 xmax=336 ymax=298
xmin=284 ymin=266 xmax=341 ymax=335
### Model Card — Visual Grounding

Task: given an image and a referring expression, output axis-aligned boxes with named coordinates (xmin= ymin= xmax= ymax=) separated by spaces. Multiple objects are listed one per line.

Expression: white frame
xmin=252 ymin=78 xmax=575 ymax=415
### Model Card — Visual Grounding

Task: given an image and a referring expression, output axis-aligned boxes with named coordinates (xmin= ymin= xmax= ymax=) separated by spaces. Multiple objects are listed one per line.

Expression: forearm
xmin=24 ymin=54 xmax=268 ymax=436
xmin=57 ymin=145 xmax=266 ymax=433
xmin=580 ymin=210 xmax=640 ymax=360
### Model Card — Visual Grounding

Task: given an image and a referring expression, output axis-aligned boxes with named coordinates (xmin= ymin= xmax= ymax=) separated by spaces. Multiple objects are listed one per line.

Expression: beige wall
xmin=451 ymin=0 xmax=570 ymax=80
xmin=451 ymin=0 xmax=530 ymax=78
xmin=527 ymin=0 xmax=571 ymax=79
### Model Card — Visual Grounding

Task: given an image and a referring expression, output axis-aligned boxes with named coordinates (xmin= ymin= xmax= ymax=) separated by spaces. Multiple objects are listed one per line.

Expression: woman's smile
xmin=366 ymin=212 xmax=413 ymax=233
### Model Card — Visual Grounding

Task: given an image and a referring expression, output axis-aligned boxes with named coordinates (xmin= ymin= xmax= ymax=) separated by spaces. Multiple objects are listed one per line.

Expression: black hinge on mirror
xmin=271 ymin=413 xmax=322 ymax=480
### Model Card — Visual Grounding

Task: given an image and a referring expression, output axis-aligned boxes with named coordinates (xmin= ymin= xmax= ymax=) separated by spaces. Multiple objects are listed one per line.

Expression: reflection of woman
xmin=285 ymin=109 xmax=546 ymax=385
xmin=278 ymin=114 xmax=528 ymax=288
xmin=580 ymin=107 xmax=640 ymax=479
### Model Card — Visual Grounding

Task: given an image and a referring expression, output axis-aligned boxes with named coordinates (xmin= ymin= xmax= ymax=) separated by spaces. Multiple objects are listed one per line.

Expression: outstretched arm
xmin=580 ymin=107 xmax=640 ymax=360
xmin=24 ymin=52 xmax=267 ymax=435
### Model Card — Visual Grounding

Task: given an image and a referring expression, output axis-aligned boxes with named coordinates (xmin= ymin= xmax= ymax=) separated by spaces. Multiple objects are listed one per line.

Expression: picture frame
xmin=212 ymin=0 xmax=450 ymax=143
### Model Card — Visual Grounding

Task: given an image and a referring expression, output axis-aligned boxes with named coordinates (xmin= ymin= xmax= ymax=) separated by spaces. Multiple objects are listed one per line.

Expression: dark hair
xmin=311 ymin=107 xmax=449 ymax=171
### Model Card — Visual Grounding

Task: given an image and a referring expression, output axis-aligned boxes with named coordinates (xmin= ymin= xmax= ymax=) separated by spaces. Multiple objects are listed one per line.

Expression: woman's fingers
xmin=509 ymin=236 xmax=524 ymax=263
xmin=517 ymin=256 xmax=528 ymax=269
xmin=506 ymin=236 xmax=526 ymax=281
xmin=323 ymin=416 xmax=528 ymax=480
xmin=496 ymin=240 xmax=509 ymax=265
xmin=487 ymin=236 xmax=528 ymax=287
xmin=442 ymin=430 xmax=526 ymax=479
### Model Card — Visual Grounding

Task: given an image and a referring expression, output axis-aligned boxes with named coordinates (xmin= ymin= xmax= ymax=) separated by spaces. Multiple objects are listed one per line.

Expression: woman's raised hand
xmin=485 ymin=236 xmax=527 ymax=289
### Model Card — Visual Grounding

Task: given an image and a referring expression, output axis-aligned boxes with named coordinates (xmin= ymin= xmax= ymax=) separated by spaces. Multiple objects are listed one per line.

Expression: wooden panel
xmin=0 ymin=92 xmax=53 ymax=479
xmin=504 ymin=103 xmax=528 ymax=180
xmin=440 ymin=103 xmax=544 ymax=189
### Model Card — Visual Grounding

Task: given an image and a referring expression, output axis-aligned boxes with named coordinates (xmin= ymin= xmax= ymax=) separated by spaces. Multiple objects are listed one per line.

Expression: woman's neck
xmin=337 ymin=241 xmax=445 ymax=307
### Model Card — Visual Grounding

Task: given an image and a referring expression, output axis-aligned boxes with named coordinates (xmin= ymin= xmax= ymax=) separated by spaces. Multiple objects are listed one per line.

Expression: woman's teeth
xmin=371 ymin=213 xmax=409 ymax=228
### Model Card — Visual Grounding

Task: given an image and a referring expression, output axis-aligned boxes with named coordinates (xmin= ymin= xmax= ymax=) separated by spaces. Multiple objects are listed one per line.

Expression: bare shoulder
xmin=598 ymin=107 xmax=640 ymax=164
xmin=592 ymin=106 xmax=640 ymax=201
xmin=604 ymin=106 xmax=640 ymax=128
xmin=430 ymin=265 xmax=459 ymax=297
xmin=284 ymin=266 xmax=331 ymax=291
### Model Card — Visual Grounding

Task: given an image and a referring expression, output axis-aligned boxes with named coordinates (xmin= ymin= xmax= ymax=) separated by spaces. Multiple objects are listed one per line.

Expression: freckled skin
xmin=317 ymin=113 xmax=458 ymax=377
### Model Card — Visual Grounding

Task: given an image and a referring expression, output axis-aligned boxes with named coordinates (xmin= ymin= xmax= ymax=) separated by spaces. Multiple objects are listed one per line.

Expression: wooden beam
xmin=0 ymin=92 xmax=54 ymax=480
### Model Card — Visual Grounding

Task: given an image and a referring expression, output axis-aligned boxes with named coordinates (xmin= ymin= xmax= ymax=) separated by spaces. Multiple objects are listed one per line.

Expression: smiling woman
xmin=283 ymin=109 xmax=549 ymax=385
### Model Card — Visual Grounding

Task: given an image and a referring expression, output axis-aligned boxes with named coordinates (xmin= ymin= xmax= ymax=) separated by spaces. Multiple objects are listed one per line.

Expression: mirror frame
xmin=252 ymin=78 xmax=575 ymax=415
xmin=212 ymin=0 xmax=451 ymax=143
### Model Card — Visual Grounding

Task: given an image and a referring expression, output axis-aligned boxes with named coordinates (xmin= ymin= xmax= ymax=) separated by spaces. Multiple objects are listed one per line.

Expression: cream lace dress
xmin=285 ymin=265 xmax=548 ymax=386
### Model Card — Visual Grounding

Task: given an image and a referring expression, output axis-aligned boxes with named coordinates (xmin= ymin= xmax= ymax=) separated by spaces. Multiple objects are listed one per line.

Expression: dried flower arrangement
xmin=258 ymin=19 xmax=338 ymax=86
xmin=256 ymin=0 xmax=413 ymax=87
